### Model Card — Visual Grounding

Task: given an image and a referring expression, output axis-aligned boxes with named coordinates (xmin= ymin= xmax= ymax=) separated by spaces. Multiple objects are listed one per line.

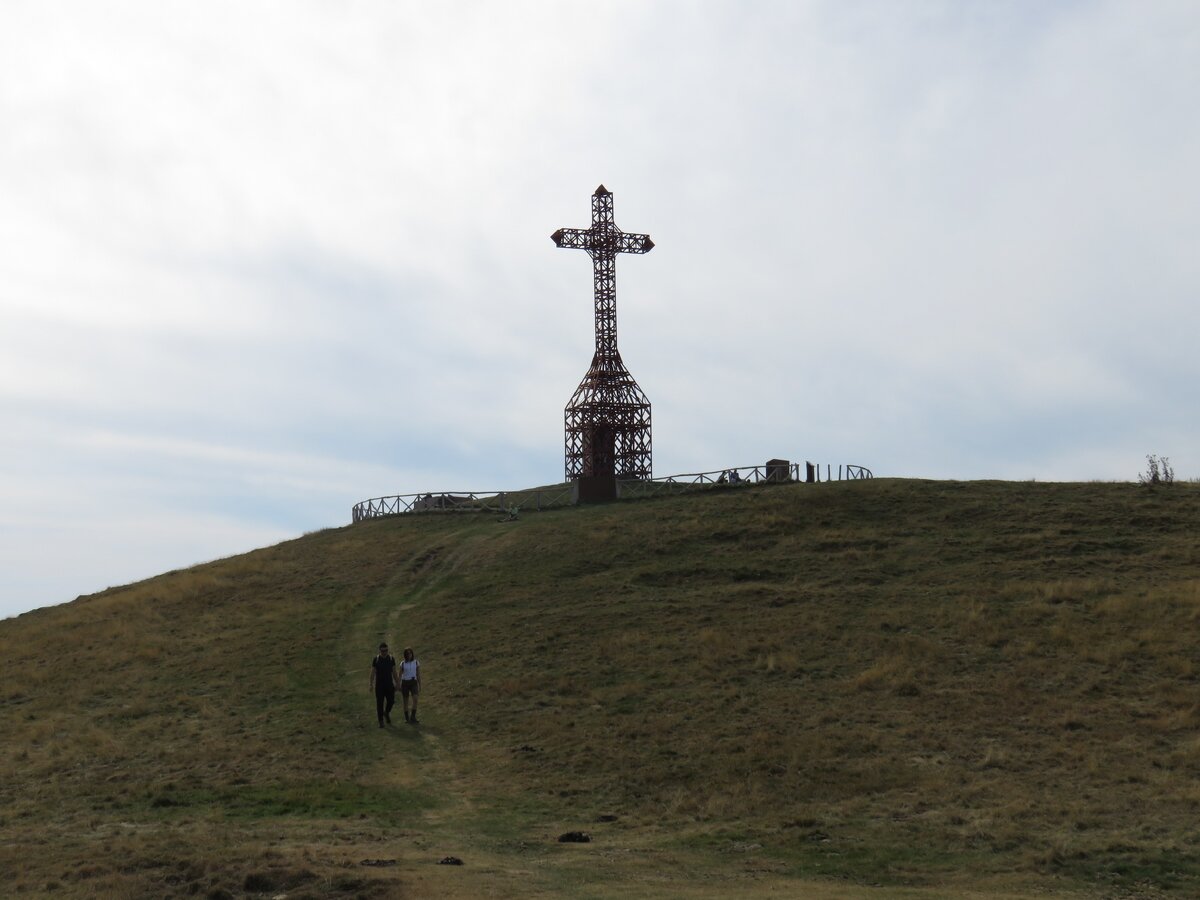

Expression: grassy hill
xmin=2 ymin=479 xmax=1199 ymax=898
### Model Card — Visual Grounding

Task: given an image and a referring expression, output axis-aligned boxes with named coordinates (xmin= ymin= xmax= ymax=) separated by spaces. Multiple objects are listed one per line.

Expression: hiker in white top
xmin=400 ymin=647 xmax=421 ymax=724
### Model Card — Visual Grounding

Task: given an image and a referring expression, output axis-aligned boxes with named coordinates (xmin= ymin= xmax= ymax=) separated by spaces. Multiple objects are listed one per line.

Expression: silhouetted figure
xmin=370 ymin=642 xmax=399 ymax=727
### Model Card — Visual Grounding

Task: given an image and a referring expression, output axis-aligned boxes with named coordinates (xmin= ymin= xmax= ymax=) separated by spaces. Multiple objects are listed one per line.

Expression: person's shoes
xmin=410 ymin=714 xmax=418 ymax=724
xmin=378 ymin=720 xmax=385 ymax=728
xmin=385 ymin=712 xmax=391 ymax=724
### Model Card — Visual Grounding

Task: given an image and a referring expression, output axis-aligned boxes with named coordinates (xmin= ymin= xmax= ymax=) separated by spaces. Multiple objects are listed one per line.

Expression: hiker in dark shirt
xmin=370 ymin=642 xmax=399 ymax=727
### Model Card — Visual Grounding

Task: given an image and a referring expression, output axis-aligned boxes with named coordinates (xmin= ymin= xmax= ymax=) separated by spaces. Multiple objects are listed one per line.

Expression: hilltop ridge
xmin=2 ymin=479 xmax=1199 ymax=898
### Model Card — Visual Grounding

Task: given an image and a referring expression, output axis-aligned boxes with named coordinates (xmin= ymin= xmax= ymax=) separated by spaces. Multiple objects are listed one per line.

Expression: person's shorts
xmin=401 ymin=679 xmax=419 ymax=698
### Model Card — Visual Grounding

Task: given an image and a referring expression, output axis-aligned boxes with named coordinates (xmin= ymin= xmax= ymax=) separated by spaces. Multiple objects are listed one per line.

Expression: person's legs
xmin=402 ymin=680 xmax=418 ymax=722
xmin=375 ymin=689 xmax=386 ymax=726
xmin=383 ymin=686 xmax=395 ymax=723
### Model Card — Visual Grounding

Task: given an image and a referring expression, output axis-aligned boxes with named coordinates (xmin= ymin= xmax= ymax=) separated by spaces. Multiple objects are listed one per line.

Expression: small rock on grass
xmin=438 ymin=856 xmax=464 ymax=865
xmin=558 ymin=831 xmax=591 ymax=843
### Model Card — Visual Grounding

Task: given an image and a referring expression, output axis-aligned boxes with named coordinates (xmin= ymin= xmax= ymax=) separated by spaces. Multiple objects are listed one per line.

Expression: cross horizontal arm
xmin=551 ymin=228 xmax=592 ymax=250
xmin=550 ymin=229 xmax=654 ymax=254
xmin=615 ymin=232 xmax=654 ymax=254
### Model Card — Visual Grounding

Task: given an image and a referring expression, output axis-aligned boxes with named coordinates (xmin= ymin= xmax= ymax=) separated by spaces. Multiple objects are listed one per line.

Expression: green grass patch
xmin=145 ymin=781 xmax=435 ymax=820
xmin=5 ymin=479 xmax=1200 ymax=897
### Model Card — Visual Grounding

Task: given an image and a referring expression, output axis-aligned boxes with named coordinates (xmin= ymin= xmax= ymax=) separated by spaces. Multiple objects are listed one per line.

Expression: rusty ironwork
xmin=552 ymin=184 xmax=655 ymax=481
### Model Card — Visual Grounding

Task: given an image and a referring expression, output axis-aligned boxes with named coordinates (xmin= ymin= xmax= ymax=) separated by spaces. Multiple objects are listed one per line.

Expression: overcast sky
xmin=2 ymin=1 xmax=1198 ymax=619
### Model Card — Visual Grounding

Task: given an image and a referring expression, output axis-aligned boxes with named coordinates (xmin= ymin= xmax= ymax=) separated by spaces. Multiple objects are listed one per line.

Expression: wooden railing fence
xmin=352 ymin=461 xmax=872 ymax=523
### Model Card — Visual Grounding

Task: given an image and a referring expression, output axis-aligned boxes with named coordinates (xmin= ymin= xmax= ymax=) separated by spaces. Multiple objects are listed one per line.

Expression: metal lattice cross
xmin=552 ymin=185 xmax=655 ymax=483
xmin=551 ymin=184 xmax=654 ymax=357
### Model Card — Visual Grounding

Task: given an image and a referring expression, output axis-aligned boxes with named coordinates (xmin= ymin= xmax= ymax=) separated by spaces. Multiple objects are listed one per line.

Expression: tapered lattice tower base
xmin=564 ymin=353 xmax=652 ymax=480
xmin=553 ymin=185 xmax=655 ymax=482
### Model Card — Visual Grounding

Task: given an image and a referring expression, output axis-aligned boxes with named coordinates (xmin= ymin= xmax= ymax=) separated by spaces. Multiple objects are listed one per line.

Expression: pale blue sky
xmin=2 ymin=1 xmax=1198 ymax=618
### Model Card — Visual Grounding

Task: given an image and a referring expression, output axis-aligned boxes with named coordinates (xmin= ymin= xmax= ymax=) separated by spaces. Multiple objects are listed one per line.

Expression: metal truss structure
xmin=552 ymin=185 xmax=655 ymax=481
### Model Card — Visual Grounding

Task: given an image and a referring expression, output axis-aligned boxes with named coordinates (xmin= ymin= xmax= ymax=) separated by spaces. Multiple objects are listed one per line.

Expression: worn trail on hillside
xmin=339 ymin=526 xmax=496 ymax=813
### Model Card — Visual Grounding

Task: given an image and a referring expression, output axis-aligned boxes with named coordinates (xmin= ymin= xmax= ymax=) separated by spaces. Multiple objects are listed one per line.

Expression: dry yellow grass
xmin=2 ymin=479 xmax=1199 ymax=897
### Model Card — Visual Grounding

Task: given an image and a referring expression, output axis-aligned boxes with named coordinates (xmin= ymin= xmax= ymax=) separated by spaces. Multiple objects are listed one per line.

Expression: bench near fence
xmin=351 ymin=461 xmax=872 ymax=523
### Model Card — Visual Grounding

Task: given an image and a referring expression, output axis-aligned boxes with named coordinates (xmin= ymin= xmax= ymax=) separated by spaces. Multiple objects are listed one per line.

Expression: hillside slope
xmin=2 ymin=479 xmax=1199 ymax=898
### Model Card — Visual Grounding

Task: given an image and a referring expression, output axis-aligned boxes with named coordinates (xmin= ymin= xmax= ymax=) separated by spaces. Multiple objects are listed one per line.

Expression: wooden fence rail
xmin=352 ymin=486 xmax=575 ymax=523
xmin=351 ymin=461 xmax=872 ymax=523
